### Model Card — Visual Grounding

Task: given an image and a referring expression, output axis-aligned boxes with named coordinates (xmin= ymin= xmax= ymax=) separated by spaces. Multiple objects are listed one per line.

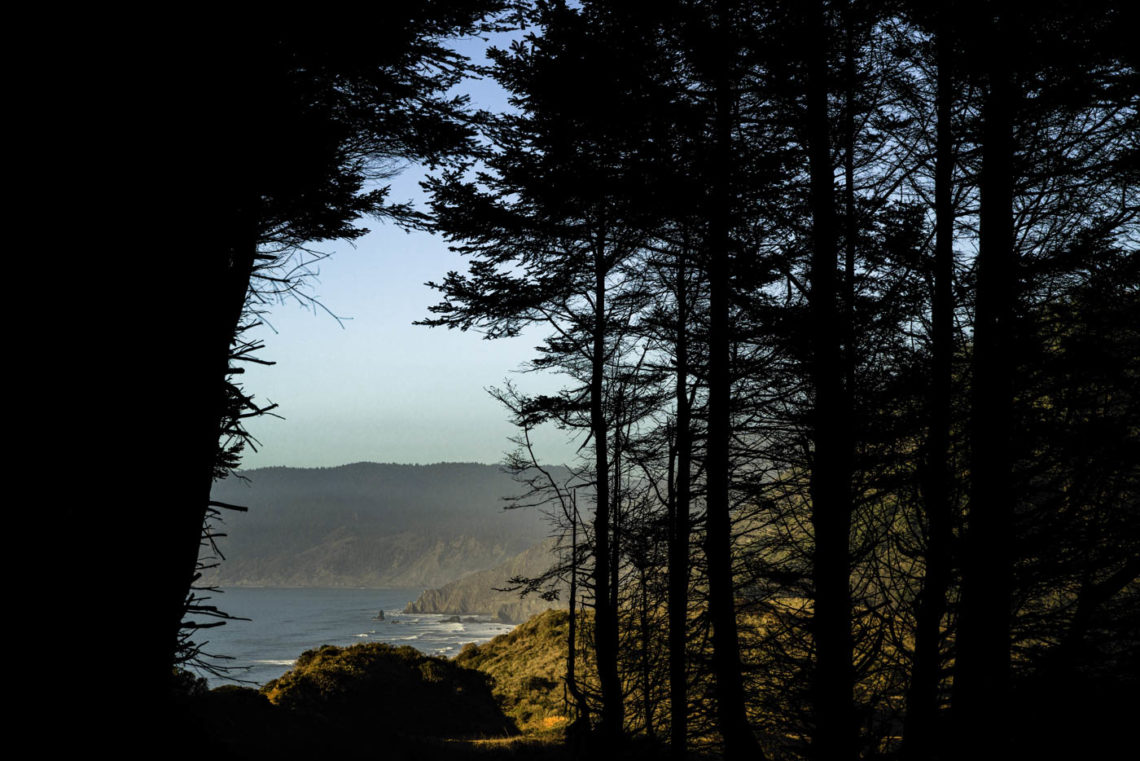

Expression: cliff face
xmin=404 ymin=539 xmax=567 ymax=622
xmin=202 ymin=462 xmax=561 ymax=589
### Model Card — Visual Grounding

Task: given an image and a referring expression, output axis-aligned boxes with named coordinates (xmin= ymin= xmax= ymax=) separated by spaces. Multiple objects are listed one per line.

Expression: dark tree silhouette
xmin=124 ymin=9 xmax=514 ymax=717
xmin=693 ymin=2 xmax=769 ymax=758
xmin=800 ymin=3 xmax=859 ymax=758
xmin=421 ymin=1 xmax=682 ymax=740
xmin=901 ymin=5 xmax=960 ymax=759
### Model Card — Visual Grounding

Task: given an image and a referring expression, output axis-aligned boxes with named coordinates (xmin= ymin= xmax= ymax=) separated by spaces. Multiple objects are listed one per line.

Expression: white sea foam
xmin=198 ymin=588 xmax=520 ymax=689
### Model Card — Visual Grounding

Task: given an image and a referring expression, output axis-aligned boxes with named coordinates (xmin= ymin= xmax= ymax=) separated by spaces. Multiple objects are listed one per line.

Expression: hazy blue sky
xmin=238 ymin=32 xmax=581 ymax=470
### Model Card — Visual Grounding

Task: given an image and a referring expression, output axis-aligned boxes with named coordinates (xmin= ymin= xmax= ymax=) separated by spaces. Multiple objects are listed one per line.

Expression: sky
xmin=237 ymin=31 xmax=580 ymax=470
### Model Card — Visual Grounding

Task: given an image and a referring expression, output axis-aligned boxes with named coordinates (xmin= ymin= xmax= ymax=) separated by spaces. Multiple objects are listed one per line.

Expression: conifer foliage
xmin=423 ymin=0 xmax=1138 ymax=757
xmin=132 ymin=1 xmax=1137 ymax=757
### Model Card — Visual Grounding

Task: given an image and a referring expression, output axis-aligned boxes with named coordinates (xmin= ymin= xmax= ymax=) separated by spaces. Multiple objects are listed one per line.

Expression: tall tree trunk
xmin=567 ymin=495 xmax=591 ymax=726
xmin=157 ymin=199 xmax=259 ymax=700
xmin=612 ymin=422 xmax=623 ymax=616
xmin=123 ymin=49 xmax=262 ymax=727
xmin=904 ymin=14 xmax=956 ymax=759
xmin=669 ymin=252 xmax=693 ymax=758
xmin=704 ymin=4 xmax=763 ymax=758
xmin=592 ymin=236 xmax=625 ymax=740
xmin=640 ymin=563 xmax=655 ymax=738
xmin=805 ymin=3 xmax=858 ymax=759
xmin=842 ymin=0 xmax=858 ymax=401
xmin=953 ymin=5 xmax=1016 ymax=756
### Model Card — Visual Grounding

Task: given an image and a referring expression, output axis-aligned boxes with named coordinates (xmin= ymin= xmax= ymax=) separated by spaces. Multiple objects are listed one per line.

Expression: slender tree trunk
xmin=904 ymin=15 xmax=956 ymax=760
xmin=805 ymin=3 xmax=858 ymax=759
xmin=567 ymin=495 xmax=591 ymax=725
xmin=842 ymin=1 xmax=858 ymax=400
xmin=640 ymin=564 xmax=655 ymax=738
xmin=669 ymin=253 xmax=693 ymax=758
xmin=704 ymin=4 xmax=763 ymax=758
xmin=612 ymin=423 xmax=622 ymax=615
xmin=592 ymin=236 xmax=625 ymax=739
xmin=953 ymin=6 xmax=1016 ymax=756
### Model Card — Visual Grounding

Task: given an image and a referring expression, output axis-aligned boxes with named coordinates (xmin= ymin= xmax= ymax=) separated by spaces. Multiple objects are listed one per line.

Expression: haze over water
xmin=193 ymin=588 xmax=515 ymax=688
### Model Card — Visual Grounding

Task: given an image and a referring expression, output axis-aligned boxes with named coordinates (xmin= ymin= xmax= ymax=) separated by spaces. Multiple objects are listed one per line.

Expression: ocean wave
xmin=252 ymin=659 xmax=296 ymax=666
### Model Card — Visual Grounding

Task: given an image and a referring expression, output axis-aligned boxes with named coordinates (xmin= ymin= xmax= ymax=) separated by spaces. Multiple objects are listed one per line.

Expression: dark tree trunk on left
xmin=166 ymin=204 xmax=260 ymax=675
xmin=141 ymin=48 xmax=266 ymax=708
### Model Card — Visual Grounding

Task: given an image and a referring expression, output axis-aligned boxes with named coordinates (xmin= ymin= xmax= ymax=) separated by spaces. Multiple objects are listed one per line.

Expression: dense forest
xmin=70 ymin=1 xmax=1137 ymax=758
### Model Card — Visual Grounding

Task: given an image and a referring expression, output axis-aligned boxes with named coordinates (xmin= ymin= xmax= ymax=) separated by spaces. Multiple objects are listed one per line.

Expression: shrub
xmin=261 ymin=642 xmax=517 ymax=739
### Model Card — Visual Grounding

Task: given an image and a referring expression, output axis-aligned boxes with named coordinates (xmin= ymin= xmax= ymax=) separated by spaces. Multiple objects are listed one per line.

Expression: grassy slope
xmin=456 ymin=609 xmax=587 ymax=735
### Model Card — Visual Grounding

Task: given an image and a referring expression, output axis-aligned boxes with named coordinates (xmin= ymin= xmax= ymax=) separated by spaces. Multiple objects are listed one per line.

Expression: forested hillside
xmin=203 ymin=462 xmax=557 ymax=588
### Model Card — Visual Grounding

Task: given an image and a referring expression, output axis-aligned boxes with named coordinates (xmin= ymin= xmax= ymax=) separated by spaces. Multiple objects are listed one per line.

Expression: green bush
xmin=261 ymin=642 xmax=517 ymax=739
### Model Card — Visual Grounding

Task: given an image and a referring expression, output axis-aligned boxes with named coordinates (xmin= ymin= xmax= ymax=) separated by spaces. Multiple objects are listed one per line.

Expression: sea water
xmin=186 ymin=587 xmax=515 ymax=688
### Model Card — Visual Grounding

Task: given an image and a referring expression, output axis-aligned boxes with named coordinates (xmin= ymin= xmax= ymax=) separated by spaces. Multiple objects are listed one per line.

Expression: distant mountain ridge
xmin=202 ymin=462 xmax=559 ymax=589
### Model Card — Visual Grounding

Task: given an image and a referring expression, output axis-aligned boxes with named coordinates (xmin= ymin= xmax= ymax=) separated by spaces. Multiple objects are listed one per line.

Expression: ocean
xmin=186 ymin=587 xmax=516 ymax=688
